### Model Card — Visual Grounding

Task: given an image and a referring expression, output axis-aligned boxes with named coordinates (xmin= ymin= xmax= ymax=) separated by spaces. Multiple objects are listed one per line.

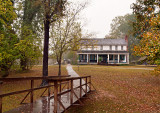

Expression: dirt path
xmin=66 ymin=64 xmax=86 ymax=88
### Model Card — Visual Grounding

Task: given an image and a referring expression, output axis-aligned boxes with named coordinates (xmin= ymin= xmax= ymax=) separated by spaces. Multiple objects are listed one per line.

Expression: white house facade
xmin=77 ymin=38 xmax=129 ymax=65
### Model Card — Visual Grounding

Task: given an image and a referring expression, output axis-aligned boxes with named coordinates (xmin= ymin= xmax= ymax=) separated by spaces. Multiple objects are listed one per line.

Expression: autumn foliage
xmin=133 ymin=14 xmax=160 ymax=75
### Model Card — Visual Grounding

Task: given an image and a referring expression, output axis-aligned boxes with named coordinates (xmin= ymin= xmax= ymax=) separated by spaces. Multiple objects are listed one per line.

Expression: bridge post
xmin=48 ymin=82 xmax=50 ymax=98
xmin=59 ymin=81 xmax=61 ymax=99
xmin=85 ymin=77 xmax=87 ymax=94
xmin=70 ymin=79 xmax=73 ymax=105
xmin=30 ymin=80 xmax=34 ymax=103
xmin=89 ymin=76 xmax=91 ymax=91
xmin=80 ymin=78 xmax=82 ymax=98
xmin=54 ymin=80 xmax=58 ymax=113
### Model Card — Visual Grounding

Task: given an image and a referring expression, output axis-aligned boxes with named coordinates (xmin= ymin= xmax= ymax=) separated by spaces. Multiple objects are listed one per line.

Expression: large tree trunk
xmin=58 ymin=54 xmax=62 ymax=76
xmin=43 ymin=19 xmax=50 ymax=77
xmin=58 ymin=60 xmax=61 ymax=76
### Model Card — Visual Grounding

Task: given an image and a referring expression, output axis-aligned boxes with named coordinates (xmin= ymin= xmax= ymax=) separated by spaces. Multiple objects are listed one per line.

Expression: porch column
xmin=108 ymin=54 xmax=109 ymax=64
xmin=127 ymin=54 xmax=129 ymax=64
xmin=128 ymin=54 xmax=129 ymax=64
xmin=87 ymin=54 xmax=89 ymax=63
xmin=97 ymin=54 xmax=98 ymax=63
xmin=118 ymin=54 xmax=119 ymax=63
xmin=125 ymin=54 xmax=127 ymax=62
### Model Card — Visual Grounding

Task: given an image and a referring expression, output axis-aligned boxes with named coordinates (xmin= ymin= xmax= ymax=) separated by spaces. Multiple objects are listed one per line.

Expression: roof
xmin=81 ymin=38 xmax=128 ymax=45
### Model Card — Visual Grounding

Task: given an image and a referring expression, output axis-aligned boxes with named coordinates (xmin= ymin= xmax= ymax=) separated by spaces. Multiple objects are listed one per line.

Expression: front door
xmin=99 ymin=55 xmax=108 ymax=64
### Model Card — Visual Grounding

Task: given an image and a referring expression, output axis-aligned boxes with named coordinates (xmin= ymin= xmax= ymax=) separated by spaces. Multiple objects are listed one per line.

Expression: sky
xmin=70 ymin=0 xmax=136 ymax=38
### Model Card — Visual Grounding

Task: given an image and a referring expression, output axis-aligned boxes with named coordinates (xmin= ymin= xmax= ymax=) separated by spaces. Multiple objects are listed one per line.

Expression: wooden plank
xmin=57 ymin=98 xmax=66 ymax=111
xmin=0 ymin=84 xmax=54 ymax=98
xmin=20 ymin=91 xmax=31 ymax=104
xmin=73 ymin=91 xmax=83 ymax=105
xmin=80 ymin=78 xmax=82 ymax=98
xmin=40 ymin=88 xmax=48 ymax=97
xmin=30 ymin=80 xmax=34 ymax=103
xmin=54 ymin=81 xmax=58 ymax=113
xmin=89 ymin=76 xmax=91 ymax=91
xmin=85 ymin=77 xmax=87 ymax=94
xmin=70 ymin=80 xmax=73 ymax=104
xmin=0 ymin=75 xmax=71 ymax=82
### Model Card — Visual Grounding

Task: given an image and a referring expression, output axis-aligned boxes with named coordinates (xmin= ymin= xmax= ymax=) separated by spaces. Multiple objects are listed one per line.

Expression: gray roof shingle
xmin=81 ymin=38 xmax=127 ymax=45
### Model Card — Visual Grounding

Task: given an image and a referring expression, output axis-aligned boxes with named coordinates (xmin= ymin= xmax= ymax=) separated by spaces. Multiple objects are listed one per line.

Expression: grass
xmin=1 ymin=65 xmax=68 ymax=112
xmin=67 ymin=65 xmax=160 ymax=113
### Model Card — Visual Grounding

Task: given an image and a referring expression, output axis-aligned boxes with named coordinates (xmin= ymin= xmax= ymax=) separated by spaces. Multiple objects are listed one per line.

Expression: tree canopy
xmin=132 ymin=0 xmax=160 ymax=75
xmin=51 ymin=3 xmax=85 ymax=76
xmin=0 ymin=0 xmax=18 ymax=77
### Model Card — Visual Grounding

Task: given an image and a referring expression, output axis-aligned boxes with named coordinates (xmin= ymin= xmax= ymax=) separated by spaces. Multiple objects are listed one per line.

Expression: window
xmin=120 ymin=55 xmax=125 ymax=60
xmin=115 ymin=55 xmax=118 ymax=60
xmin=88 ymin=46 xmax=92 ymax=50
xmin=103 ymin=46 xmax=110 ymax=50
xmin=117 ymin=46 xmax=121 ymax=50
xmin=112 ymin=46 xmax=116 ymax=50
xmin=123 ymin=46 xmax=127 ymax=50
xmin=109 ymin=55 xmax=113 ymax=60
xmin=79 ymin=54 xmax=87 ymax=62
xmin=94 ymin=46 xmax=101 ymax=50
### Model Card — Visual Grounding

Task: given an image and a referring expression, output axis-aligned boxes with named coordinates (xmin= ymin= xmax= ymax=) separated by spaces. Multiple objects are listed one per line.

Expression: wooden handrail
xmin=0 ymin=75 xmax=71 ymax=82
xmin=0 ymin=75 xmax=92 ymax=113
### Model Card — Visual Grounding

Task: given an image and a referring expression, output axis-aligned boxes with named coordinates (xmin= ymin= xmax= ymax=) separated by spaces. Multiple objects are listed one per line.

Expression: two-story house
xmin=77 ymin=38 xmax=129 ymax=64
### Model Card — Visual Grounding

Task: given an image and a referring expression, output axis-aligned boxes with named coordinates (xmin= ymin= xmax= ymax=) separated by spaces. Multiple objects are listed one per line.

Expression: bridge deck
xmin=4 ymin=88 xmax=88 ymax=113
xmin=1 ymin=76 xmax=91 ymax=113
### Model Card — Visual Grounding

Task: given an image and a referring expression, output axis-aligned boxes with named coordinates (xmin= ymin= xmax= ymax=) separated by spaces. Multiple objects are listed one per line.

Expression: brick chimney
xmin=125 ymin=35 xmax=128 ymax=51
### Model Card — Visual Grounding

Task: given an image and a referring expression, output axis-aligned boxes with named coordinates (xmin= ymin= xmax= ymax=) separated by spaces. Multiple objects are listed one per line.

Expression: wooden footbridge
xmin=0 ymin=75 xmax=94 ymax=113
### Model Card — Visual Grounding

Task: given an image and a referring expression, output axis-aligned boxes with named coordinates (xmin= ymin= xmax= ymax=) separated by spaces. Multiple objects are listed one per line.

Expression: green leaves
xmin=0 ymin=0 xmax=18 ymax=77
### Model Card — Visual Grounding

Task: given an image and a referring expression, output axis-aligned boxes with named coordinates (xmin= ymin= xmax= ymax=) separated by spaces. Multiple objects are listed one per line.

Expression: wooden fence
xmin=0 ymin=75 xmax=92 ymax=113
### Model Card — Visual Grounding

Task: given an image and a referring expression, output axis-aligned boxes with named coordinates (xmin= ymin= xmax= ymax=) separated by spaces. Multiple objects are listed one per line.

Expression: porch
xmin=78 ymin=54 xmax=129 ymax=64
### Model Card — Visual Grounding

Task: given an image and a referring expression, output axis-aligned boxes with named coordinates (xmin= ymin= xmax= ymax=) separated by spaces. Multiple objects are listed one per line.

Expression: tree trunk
xmin=20 ymin=56 xmax=28 ymax=71
xmin=58 ymin=60 xmax=61 ymax=76
xmin=43 ymin=19 xmax=50 ymax=77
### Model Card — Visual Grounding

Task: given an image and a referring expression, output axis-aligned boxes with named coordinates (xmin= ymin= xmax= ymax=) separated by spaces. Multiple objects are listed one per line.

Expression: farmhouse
xmin=77 ymin=37 xmax=129 ymax=64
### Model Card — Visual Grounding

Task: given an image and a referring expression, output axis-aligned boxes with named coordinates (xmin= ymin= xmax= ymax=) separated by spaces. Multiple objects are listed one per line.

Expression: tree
xmin=132 ymin=0 xmax=160 ymax=75
xmin=0 ymin=0 xmax=18 ymax=77
xmin=14 ymin=0 xmax=42 ymax=70
xmin=131 ymin=0 xmax=160 ymax=38
xmin=109 ymin=14 xmax=136 ymax=38
xmin=15 ymin=26 xmax=42 ymax=70
xmin=108 ymin=14 xmax=140 ymax=62
xmin=41 ymin=0 xmax=66 ymax=77
xmin=133 ymin=14 xmax=160 ymax=75
xmin=50 ymin=3 xmax=85 ymax=76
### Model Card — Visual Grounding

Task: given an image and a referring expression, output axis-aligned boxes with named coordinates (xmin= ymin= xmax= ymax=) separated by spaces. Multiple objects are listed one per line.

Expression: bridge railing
xmin=0 ymin=75 xmax=91 ymax=113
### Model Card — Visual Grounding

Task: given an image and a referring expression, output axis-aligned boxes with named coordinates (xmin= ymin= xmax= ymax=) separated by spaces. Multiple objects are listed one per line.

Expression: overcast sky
xmin=70 ymin=0 xmax=136 ymax=38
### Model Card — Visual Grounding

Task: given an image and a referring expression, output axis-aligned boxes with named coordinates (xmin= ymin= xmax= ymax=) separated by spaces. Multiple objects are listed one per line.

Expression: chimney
xmin=125 ymin=35 xmax=128 ymax=51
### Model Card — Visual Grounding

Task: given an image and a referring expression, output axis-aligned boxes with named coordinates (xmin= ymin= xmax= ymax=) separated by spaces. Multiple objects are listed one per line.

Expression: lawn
xmin=67 ymin=65 xmax=160 ymax=113
xmin=1 ymin=65 xmax=68 ymax=112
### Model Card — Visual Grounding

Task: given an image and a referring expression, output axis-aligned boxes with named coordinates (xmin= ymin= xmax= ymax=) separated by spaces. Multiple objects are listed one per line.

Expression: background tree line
xmin=107 ymin=0 xmax=159 ymax=75
xmin=0 ymin=0 xmax=86 ymax=78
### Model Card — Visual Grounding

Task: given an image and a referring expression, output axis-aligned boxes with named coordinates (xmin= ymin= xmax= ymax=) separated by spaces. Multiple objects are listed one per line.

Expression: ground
xmin=1 ymin=65 xmax=160 ymax=113
xmin=67 ymin=65 xmax=160 ymax=113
